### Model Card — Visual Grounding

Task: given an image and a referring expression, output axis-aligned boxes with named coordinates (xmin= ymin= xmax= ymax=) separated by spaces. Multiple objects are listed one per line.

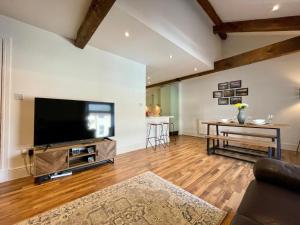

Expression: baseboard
xmin=0 ymin=166 xmax=31 ymax=183
xmin=0 ymin=141 xmax=146 ymax=183
xmin=181 ymin=131 xmax=205 ymax=138
xmin=117 ymin=142 xmax=146 ymax=154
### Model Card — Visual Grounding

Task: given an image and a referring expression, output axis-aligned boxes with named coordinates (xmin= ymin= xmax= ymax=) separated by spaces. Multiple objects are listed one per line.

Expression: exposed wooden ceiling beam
xmin=214 ymin=35 xmax=300 ymax=70
xmin=74 ymin=0 xmax=116 ymax=49
xmin=214 ymin=16 xmax=300 ymax=33
xmin=196 ymin=0 xmax=227 ymax=40
xmin=147 ymin=36 xmax=300 ymax=88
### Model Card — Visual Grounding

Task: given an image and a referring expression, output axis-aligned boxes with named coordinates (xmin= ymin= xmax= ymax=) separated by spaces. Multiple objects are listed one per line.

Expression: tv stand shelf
xmin=33 ymin=138 xmax=116 ymax=183
xmin=69 ymin=152 xmax=96 ymax=159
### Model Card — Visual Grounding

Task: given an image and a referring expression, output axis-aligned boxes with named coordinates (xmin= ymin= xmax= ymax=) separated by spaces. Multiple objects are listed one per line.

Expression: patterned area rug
xmin=18 ymin=172 xmax=226 ymax=225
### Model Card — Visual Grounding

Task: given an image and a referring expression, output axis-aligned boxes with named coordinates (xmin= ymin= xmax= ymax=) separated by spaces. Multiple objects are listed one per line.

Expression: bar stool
xmin=161 ymin=122 xmax=177 ymax=145
xmin=146 ymin=123 xmax=166 ymax=149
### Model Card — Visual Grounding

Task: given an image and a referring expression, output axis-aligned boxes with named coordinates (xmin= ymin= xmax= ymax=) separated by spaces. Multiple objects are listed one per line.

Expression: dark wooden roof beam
xmin=74 ymin=0 xmax=116 ymax=49
xmin=214 ymin=16 xmax=300 ymax=33
xmin=147 ymin=36 xmax=300 ymax=88
xmin=196 ymin=0 xmax=227 ymax=40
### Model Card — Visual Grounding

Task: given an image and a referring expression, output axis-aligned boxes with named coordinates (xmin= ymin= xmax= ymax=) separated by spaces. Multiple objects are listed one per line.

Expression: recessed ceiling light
xmin=124 ymin=31 xmax=130 ymax=37
xmin=147 ymin=76 xmax=151 ymax=80
xmin=272 ymin=4 xmax=280 ymax=11
xmin=169 ymin=55 xmax=173 ymax=59
xmin=194 ymin=67 xmax=198 ymax=72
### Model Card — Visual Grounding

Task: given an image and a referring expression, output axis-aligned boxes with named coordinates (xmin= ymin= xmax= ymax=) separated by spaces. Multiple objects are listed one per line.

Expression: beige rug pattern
xmin=18 ymin=172 xmax=226 ymax=225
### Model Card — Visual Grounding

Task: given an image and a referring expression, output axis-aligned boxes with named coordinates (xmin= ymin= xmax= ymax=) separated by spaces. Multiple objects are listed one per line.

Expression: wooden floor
xmin=0 ymin=135 xmax=299 ymax=225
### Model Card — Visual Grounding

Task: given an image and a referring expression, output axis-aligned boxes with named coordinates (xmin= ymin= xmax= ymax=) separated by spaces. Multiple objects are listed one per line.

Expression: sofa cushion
xmin=254 ymin=158 xmax=300 ymax=192
xmin=235 ymin=180 xmax=300 ymax=225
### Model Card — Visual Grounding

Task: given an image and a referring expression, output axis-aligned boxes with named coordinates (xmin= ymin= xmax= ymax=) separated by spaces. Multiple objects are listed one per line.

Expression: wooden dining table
xmin=202 ymin=121 xmax=288 ymax=160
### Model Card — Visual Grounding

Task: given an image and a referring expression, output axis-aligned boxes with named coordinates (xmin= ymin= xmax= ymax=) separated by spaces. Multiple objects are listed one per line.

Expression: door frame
xmin=0 ymin=37 xmax=12 ymax=171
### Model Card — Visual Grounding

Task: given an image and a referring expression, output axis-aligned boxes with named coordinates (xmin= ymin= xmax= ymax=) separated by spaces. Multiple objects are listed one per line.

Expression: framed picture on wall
xmin=230 ymin=80 xmax=242 ymax=88
xmin=213 ymin=91 xmax=223 ymax=98
xmin=224 ymin=89 xmax=235 ymax=97
xmin=218 ymin=82 xmax=229 ymax=90
xmin=218 ymin=98 xmax=229 ymax=105
xmin=230 ymin=97 xmax=242 ymax=105
xmin=236 ymin=88 xmax=248 ymax=96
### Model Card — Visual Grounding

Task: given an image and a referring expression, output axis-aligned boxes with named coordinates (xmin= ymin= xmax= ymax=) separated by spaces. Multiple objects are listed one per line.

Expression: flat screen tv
xmin=34 ymin=97 xmax=115 ymax=146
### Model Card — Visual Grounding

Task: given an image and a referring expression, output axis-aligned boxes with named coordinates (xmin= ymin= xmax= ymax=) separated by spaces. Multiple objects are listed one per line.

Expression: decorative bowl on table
xmin=219 ymin=119 xmax=231 ymax=123
xmin=252 ymin=119 xmax=267 ymax=125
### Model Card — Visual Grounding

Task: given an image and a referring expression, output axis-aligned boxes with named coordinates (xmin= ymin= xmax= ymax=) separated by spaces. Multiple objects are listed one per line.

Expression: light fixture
xmin=194 ymin=67 xmax=198 ymax=72
xmin=148 ymin=81 xmax=151 ymax=85
xmin=147 ymin=76 xmax=151 ymax=80
xmin=169 ymin=55 xmax=173 ymax=59
xmin=124 ymin=31 xmax=130 ymax=37
xmin=272 ymin=4 xmax=280 ymax=11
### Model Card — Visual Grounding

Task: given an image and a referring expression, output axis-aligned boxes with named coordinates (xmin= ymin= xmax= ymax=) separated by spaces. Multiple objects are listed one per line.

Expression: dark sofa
xmin=231 ymin=158 xmax=300 ymax=225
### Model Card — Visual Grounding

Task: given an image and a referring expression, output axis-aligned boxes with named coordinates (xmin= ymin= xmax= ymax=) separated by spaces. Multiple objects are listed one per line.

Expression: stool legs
xmin=146 ymin=124 xmax=151 ymax=149
xmin=146 ymin=124 xmax=165 ymax=150
xmin=161 ymin=122 xmax=176 ymax=146
xmin=170 ymin=122 xmax=176 ymax=145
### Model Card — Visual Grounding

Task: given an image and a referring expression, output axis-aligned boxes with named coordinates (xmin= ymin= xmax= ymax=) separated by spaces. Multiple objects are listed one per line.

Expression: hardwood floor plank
xmin=0 ymin=135 xmax=299 ymax=225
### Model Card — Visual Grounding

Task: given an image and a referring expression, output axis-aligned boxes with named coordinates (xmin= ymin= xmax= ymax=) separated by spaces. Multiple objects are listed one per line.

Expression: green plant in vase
xmin=234 ymin=103 xmax=249 ymax=124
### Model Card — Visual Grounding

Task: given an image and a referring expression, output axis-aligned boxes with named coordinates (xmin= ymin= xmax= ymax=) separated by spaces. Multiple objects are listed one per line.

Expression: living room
xmin=0 ymin=0 xmax=299 ymax=224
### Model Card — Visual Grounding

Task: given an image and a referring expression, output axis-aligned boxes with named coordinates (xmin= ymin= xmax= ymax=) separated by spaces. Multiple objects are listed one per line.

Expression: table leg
xmin=207 ymin=124 xmax=211 ymax=154
xmin=216 ymin=125 xmax=220 ymax=148
xmin=276 ymin=128 xmax=281 ymax=160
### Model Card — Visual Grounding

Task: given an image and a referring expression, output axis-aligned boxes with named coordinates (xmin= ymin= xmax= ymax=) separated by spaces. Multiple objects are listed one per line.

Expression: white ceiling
xmin=90 ymin=6 xmax=208 ymax=83
xmin=209 ymin=0 xmax=300 ymax=22
xmin=0 ymin=0 xmax=214 ymax=84
xmin=0 ymin=0 xmax=90 ymax=39
xmin=0 ymin=0 xmax=299 ymax=85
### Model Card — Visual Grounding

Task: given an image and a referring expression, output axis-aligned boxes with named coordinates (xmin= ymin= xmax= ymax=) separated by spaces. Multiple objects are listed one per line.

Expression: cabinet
xmin=35 ymin=150 xmax=68 ymax=176
xmin=96 ymin=139 xmax=116 ymax=161
xmin=34 ymin=139 xmax=116 ymax=180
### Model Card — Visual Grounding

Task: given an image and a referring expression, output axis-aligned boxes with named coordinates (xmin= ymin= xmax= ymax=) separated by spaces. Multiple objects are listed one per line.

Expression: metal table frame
xmin=203 ymin=122 xmax=286 ymax=160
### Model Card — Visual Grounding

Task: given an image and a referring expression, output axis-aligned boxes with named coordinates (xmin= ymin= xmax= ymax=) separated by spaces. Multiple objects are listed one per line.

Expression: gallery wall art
xmin=212 ymin=80 xmax=248 ymax=105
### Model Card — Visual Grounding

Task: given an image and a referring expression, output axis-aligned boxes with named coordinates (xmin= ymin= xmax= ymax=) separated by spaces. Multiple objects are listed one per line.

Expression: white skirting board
xmin=0 ymin=166 xmax=30 ymax=183
xmin=0 ymin=141 xmax=146 ymax=183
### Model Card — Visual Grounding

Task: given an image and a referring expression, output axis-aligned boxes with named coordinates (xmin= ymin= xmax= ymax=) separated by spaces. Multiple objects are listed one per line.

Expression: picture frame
xmin=223 ymin=89 xmax=235 ymax=97
xmin=218 ymin=98 xmax=229 ymax=105
xmin=213 ymin=91 xmax=223 ymax=98
xmin=218 ymin=82 xmax=229 ymax=90
xmin=235 ymin=88 xmax=248 ymax=96
xmin=230 ymin=97 xmax=242 ymax=105
xmin=230 ymin=80 xmax=242 ymax=88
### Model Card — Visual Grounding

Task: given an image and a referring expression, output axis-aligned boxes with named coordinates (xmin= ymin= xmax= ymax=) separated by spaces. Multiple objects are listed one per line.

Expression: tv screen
xmin=34 ymin=98 xmax=115 ymax=146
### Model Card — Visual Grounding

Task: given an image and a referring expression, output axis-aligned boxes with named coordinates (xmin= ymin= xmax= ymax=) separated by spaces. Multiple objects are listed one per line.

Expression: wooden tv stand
xmin=33 ymin=138 xmax=116 ymax=183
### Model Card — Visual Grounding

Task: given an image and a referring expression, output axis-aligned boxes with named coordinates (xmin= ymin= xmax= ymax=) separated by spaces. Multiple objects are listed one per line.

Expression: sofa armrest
xmin=254 ymin=158 xmax=300 ymax=192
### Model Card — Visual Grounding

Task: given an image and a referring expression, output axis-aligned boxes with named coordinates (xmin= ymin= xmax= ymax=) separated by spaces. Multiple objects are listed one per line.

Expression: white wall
xmin=222 ymin=34 xmax=298 ymax=58
xmin=180 ymin=35 xmax=300 ymax=150
xmin=0 ymin=15 xmax=146 ymax=182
